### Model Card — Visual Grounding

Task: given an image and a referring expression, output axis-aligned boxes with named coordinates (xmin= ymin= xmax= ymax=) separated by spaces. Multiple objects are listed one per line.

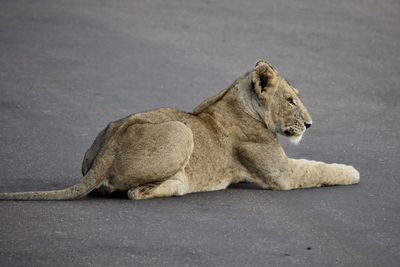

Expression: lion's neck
xmin=211 ymin=74 xmax=265 ymax=123
xmin=235 ymin=77 xmax=265 ymax=122
xmin=196 ymin=74 xmax=276 ymax=141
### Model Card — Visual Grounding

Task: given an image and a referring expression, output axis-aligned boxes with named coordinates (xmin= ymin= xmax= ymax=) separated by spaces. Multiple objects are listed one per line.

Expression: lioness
xmin=0 ymin=59 xmax=359 ymax=200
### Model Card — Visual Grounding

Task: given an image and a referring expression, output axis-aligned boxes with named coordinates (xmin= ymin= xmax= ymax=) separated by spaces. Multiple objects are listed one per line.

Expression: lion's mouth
xmin=283 ymin=129 xmax=294 ymax=136
xmin=283 ymin=128 xmax=305 ymax=137
xmin=283 ymin=127 xmax=306 ymax=137
xmin=283 ymin=128 xmax=306 ymax=145
xmin=283 ymin=129 xmax=302 ymax=137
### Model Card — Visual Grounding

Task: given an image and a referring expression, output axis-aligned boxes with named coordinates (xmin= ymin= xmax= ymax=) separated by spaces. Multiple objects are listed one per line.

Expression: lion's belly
xmin=182 ymin=130 xmax=243 ymax=193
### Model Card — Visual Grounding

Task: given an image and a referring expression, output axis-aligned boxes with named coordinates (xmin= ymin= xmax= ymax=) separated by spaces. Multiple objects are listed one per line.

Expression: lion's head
xmin=251 ymin=59 xmax=312 ymax=144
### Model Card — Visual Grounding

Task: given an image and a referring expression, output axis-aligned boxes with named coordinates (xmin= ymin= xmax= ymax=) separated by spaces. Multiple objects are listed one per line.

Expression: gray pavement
xmin=0 ymin=0 xmax=399 ymax=266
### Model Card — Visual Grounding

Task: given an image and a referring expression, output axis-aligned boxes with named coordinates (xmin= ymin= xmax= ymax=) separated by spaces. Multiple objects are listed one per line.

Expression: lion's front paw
xmin=349 ymin=166 xmax=360 ymax=184
xmin=341 ymin=164 xmax=360 ymax=185
xmin=329 ymin=163 xmax=360 ymax=185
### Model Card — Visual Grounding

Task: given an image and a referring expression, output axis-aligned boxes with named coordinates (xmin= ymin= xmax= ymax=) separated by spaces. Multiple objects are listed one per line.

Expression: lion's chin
xmin=289 ymin=134 xmax=303 ymax=145
xmin=288 ymin=129 xmax=306 ymax=145
xmin=282 ymin=128 xmax=305 ymax=145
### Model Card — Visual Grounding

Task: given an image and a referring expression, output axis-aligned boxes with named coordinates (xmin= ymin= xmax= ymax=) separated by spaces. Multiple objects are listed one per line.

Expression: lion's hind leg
xmin=82 ymin=120 xmax=122 ymax=176
xmin=128 ymin=170 xmax=189 ymax=200
xmin=104 ymin=120 xmax=194 ymax=199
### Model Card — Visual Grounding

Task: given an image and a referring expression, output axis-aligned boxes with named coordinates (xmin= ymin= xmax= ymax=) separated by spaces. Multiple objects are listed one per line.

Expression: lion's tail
xmin=0 ymin=168 xmax=105 ymax=200
xmin=0 ymin=117 xmax=136 ymax=201
xmin=0 ymin=142 xmax=116 ymax=200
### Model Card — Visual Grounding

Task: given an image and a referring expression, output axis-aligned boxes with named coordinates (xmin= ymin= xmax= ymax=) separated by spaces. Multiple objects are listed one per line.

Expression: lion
xmin=0 ymin=59 xmax=360 ymax=200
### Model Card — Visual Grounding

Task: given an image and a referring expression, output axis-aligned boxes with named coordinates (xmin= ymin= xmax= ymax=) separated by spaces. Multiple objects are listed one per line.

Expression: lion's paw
xmin=341 ymin=164 xmax=360 ymax=185
xmin=349 ymin=166 xmax=360 ymax=184
xmin=127 ymin=183 xmax=159 ymax=200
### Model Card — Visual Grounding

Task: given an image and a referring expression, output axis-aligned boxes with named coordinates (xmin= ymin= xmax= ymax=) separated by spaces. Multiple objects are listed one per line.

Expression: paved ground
xmin=0 ymin=0 xmax=399 ymax=266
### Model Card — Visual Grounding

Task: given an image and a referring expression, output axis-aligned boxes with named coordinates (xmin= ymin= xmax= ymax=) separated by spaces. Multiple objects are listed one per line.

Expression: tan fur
xmin=0 ymin=59 xmax=359 ymax=200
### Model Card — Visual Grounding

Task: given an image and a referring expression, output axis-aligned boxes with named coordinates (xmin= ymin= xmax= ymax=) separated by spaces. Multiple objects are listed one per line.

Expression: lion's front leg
xmin=276 ymin=159 xmax=360 ymax=190
xmin=237 ymin=142 xmax=359 ymax=191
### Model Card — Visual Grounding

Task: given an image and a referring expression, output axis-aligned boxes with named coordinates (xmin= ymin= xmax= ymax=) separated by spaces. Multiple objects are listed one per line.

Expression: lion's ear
xmin=254 ymin=59 xmax=269 ymax=68
xmin=252 ymin=59 xmax=277 ymax=95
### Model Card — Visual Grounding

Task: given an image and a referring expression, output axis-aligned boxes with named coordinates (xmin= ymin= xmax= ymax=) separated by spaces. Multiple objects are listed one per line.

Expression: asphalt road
xmin=1 ymin=0 xmax=399 ymax=266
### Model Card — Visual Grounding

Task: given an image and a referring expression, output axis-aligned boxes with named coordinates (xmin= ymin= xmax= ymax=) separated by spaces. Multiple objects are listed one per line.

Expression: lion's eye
xmin=287 ymin=97 xmax=295 ymax=105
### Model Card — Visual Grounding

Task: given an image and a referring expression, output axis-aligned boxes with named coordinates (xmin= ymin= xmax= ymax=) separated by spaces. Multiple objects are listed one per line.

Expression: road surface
xmin=0 ymin=0 xmax=399 ymax=266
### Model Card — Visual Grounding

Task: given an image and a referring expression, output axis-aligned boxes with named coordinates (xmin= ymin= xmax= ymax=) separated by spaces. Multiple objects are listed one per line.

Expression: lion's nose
xmin=304 ymin=122 xmax=312 ymax=129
